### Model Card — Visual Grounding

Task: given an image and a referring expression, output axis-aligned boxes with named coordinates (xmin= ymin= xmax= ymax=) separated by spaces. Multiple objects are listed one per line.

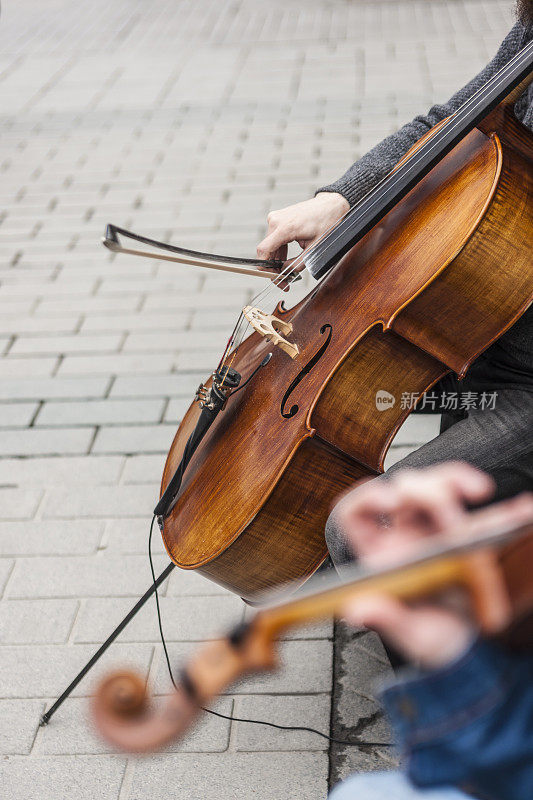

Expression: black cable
xmin=148 ymin=515 xmax=178 ymax=687
xmin=148 ymin=515 xmax=392 ymax=749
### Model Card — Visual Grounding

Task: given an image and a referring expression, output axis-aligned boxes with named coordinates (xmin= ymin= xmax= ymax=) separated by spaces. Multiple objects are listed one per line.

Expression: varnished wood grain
xmin=393 ymin=131 xmax=532 ymax=374
xmin=311 ymin=327 xmax=447 ymax=471
xmin=159 ymin=106 xmax=533 ymax=602
xmin=198 ymin=438 xmax=369 ymax=602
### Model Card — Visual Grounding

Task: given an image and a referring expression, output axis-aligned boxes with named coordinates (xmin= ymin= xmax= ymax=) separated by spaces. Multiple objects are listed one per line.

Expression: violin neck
xmin=257 ymin=554 xmax=472 ymax=637
xmin=306 ymin=39 xmax=533 ymax=280
xmin=254 ymin=520 xmax=533 ymax=640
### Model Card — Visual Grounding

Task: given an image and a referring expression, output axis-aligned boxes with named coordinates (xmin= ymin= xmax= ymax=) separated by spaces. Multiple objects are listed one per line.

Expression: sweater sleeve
xmin=317 ymin=22 xmax=526 ymax=207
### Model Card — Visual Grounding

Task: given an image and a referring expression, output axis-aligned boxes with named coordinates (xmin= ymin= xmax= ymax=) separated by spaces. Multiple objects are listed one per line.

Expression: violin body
xmin=160 ymin=103 xmax=533 ymax=603
xmin=94 ymin=515 xmax=533 ymax=752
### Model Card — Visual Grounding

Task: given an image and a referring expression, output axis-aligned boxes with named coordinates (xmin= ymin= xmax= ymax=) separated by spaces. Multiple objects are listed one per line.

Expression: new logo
xmin=375 ymin=390 xmax=395 ymax=411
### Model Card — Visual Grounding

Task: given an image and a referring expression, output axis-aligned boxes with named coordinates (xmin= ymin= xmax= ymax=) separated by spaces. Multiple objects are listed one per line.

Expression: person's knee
xmin=329 ymin=779 xmax=354 ymax=800
xmin=330 ymin=772 xmax=474 ymax=799
xmin=329 ymin=772 xmax=408 ymax=799
xmin=325 ymin=502 xmax=353 ymax=568
xmin=329 ymin=775 xmax=362 ymax=800
xmin=324 ymin=503 xmax=342 ymax=557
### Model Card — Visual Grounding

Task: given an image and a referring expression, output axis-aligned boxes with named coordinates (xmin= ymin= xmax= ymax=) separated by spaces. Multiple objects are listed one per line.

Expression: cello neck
xmin=306 ymin=39 xmax=533 ymax=280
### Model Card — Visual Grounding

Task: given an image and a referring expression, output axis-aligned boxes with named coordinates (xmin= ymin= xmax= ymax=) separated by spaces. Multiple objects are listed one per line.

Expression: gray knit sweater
xmin=317 ymin=21 xmax=533 ymax=383
xmin=318 ymin=22 xmax=533 ymax=205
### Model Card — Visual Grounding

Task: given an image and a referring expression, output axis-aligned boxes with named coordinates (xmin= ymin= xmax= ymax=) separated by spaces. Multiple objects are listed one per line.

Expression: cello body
xmin=160 ymin=102 xmax=533 ymax=603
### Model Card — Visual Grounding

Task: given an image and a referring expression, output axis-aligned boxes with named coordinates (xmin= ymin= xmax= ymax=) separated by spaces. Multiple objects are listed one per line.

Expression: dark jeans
xmin=325 ymin=376 xmax=533 ymax=568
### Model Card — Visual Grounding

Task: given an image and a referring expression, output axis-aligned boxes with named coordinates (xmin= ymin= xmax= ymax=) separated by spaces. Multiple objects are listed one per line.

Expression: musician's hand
xmin=337 ymin=464 xmax=533 ymax=669
xmin=256 ymin=192 xmax=349 ymax=288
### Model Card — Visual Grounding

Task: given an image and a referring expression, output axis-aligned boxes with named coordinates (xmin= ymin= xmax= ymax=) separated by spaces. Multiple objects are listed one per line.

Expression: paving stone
xmin=0 ymin=356 xmax=58 ymax=378
xmin=35 ymin=695 xmax=232 ymax=754
xmin=101 ymin=516 xmax=168 ymax=554
xmin=123 ymin=330 xmax=224 ymax=352
xmin=0 ymin=402 xmax=39 ymax=427
xmin=245 ymin=605 xmax=333 ymax=641
xmin=166 ymin=567 xmax=236 ymax=597
xmin=91 ymin=424 xmax=177 ymax=455
xmin=329 ymin=623 xmax=396 ymax=786
xmin=233 ymin=694 xmax=330 ymax=751
xmin=1 ymin=755 xmax=126 ymax=800
xmin=129 ymin=752 xmax=328 ymax=800
xmin=120 ymin=454 xmax=167 ymax=485
xmin=36 ymin=296 xmax=141 ymax=315
xmin=0 ymin=599 xmax=79 ymax=643
xmin=0 ymin=316 xmax=82 ymax=335
xmin=163 ymin=395 xmax=193 ymax=422
xmin=0 ymin=643 xmax=154 ymax=698
xmin=73 ymin=594 xmax=245 ymax=643
xmin=143 ymin=292 xmax=248 ymax=312
xmin=8 ymin=553 xmax=169 ymax=599
xmin=41 ymin=483 xmax=159 ymax=519
xmin=0 ymin=699 xmax=45 ymax=753
xmin=174 ymin=350 xmax=223 ymax=370
xmin=0 ymin=376 xmax=110 ymax=401
xmin=9 ymin=334 xmax=123 ymax=355
xmin=110 ymin=373 xmax=206 ymax=399
xmin=81 ymin=312 xmax=190 ymax=333
xmin=0 ymin=426 xmax=94 ymax=457
xmin=190 ymin=309 xmax=239 ymax=330
xmin=0 ymin=456 xmax=123 ymax=486
xmin=36 ymin=398 xmax=165 ymax=427
xmin=154 ymin=639 xmax=332 ymax=696
xmin=0 ymin=280 xmax=97 ymax=298
xmin=0 ymin=558 xmax=15 ymax=595
xmin=383 ymin=445 xmax=417 ymax=469
xmin=57 ymin=353 xmax=174 ymax=376
xmin=0 ymin=488 xmax=43 ymax=519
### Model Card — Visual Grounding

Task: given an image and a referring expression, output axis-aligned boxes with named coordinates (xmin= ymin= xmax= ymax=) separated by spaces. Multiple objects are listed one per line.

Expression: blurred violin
xmin=92 ymin=505 xmax=533 ymax=753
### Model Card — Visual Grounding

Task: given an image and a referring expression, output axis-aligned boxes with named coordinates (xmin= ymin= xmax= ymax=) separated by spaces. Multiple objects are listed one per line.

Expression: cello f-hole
xmin=280 ymin=324 xmax=333 ymax=419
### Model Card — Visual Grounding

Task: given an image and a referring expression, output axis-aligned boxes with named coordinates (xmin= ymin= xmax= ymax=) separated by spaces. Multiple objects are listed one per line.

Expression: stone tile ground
xmin=0 ymin=0 xmax=514 ymax=797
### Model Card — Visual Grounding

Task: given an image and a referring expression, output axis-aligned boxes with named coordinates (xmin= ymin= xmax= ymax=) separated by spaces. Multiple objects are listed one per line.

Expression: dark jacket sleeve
xmin=380 ymin=638 xmax=533 ymax=800
xmin=317 ymin=22 xmax=527 ymax=207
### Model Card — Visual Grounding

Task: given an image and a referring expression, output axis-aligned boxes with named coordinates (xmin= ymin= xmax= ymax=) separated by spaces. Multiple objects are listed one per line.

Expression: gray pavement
xmin=0 ymin=0 xmax=514 ymax=798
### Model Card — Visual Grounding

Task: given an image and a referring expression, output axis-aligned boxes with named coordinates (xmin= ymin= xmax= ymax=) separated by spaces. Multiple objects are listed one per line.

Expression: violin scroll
xmin=96 ymin=671 xmax=147 ymax=718
xmin=92 ymin=623 xmax=280 ymax=752
xmin=91 ymin=670 xmax=200 ymax=753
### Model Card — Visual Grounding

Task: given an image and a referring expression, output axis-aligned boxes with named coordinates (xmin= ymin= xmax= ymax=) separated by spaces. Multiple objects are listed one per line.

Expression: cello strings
xmin=218 ymin=40 xmax=532 ymax=376
xmin=148 ymin=516 xmax=393 ymax=748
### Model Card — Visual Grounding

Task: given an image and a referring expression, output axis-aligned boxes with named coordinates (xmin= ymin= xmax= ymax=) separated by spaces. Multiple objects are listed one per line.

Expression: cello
xmin=106 ymin=42 xmax=533 ymax=604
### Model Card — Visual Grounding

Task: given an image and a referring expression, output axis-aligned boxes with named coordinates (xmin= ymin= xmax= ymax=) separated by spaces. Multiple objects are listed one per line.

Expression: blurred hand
xmin=256 ymin=192 xmax=349 ymax=288
xmin=336 ymin=464 xmax=533 ymax=669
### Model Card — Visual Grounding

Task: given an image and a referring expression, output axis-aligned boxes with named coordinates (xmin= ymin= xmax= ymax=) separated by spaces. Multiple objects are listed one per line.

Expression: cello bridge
xmin=243 ymin=306 xmax=299 ymax=359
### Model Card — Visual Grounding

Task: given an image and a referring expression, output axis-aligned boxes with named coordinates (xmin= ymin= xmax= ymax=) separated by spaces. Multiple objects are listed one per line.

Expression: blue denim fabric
xmin=330 ymin=771 xmax=472 ymax=800
xmin=379 ymin=639 xmax=533 ymax=800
